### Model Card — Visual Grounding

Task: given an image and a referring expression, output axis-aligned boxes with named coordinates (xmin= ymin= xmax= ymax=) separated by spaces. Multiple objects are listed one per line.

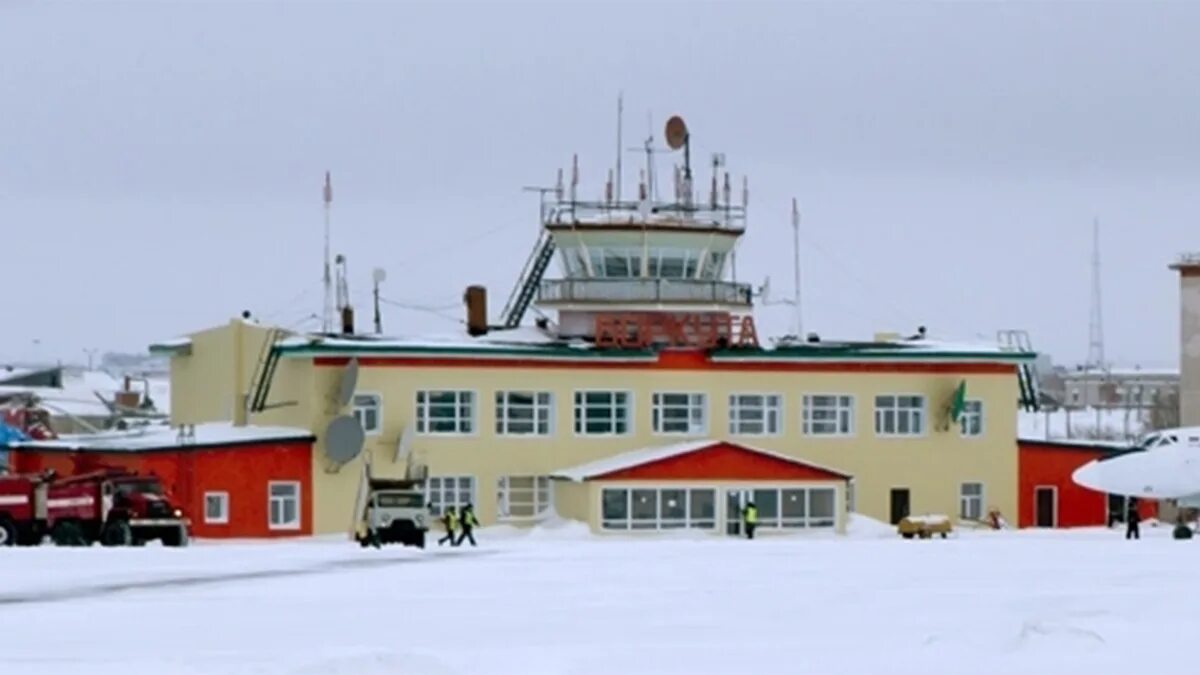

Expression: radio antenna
xmin=615 ymin=92 xmax=623 ymax=203
xmin=321 ymin=171 xmax=334 ymax=334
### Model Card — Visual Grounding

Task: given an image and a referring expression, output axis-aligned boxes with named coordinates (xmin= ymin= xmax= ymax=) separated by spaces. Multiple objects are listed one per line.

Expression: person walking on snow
xmin=455 ymin=502 xmax=479 ymax=547
xmin=1126 ymin=499 xmax=1140 ymax=540
xmin=742 ymin=501 xmax=758 ymax=540
xmin=438 ymin=506 xmax=459 ymax=546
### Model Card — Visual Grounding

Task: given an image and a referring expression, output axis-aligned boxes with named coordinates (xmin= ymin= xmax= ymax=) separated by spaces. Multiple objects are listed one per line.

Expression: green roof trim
xmin=274 ymin=339 xmax=1034 ymax=363
xmin=274 ymin=341 xmax=659 ymax=360
xmin=148 ymin=340 xmax=192 ymax=356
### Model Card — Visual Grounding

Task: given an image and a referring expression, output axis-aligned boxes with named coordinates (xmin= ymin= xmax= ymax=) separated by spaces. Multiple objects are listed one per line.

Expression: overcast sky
xmin=2 ymin=1 xmax=1197 ymax=368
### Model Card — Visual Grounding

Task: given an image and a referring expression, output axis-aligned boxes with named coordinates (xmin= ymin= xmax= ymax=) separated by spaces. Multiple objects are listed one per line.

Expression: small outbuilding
xmin=1017 ymin=438 xmax=1156 ymax=528
xmin=551 ymin=439 xmax=852 ymax=535
xmin=6 ymin=422 xmax=315 ymax=539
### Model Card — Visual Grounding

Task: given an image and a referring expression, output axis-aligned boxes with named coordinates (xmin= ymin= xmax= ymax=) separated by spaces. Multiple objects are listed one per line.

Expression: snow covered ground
xmin=0 ymin=518 xmax=1191 ymax=675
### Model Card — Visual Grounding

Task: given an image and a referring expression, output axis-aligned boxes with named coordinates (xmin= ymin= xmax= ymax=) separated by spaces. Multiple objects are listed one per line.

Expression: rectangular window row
xmin=202 ymin=481 xmax=301 ymax=530
xmin=600 ymin=486 xmax=837 ymax=531
xmin=354 ymin=389 xmax=984 ymax=439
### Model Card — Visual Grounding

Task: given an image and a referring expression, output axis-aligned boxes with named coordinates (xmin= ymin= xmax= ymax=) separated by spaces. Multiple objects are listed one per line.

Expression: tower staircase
xmin=501 ymin=230 xmax=556 ymax=329
xmin=997 ymin=329 xmax=1041 ymax=412
xmin=248 ymin=328 xmax=290 ymax=413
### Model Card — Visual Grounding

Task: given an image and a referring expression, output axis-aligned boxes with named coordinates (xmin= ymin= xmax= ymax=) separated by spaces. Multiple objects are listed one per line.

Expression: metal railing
xmin=538 ymin=278 xmax=753 ymax=305
xmin=543 ymin=199 xmax=746 ymax=231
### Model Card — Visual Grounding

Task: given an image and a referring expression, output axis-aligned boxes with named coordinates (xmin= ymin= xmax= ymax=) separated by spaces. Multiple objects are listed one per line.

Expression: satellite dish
xmin=336 ymin=358 xmax=359 ymax=408
xmin=372 ymin=267 xmax=387 ymax=284
xmin=394 ymin=424 xmax=412 ymax=464
xmin=324 ymin=414 xmax=365 ymax=464
xmin=664 ymin=115 xmax=689 ymax=150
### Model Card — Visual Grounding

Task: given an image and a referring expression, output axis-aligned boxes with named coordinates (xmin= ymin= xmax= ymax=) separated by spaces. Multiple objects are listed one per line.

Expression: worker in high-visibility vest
xmin=438 ymin=506 xmax=459 ymax=546
xmin=455 ymin=503 xmax=479 ymax=547
xmin=742 ymin=501 xmax=758 ymax=540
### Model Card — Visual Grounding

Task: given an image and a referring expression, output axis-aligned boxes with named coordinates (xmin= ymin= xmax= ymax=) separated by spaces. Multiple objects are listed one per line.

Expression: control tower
xmin=499 ymin=115 xmax=755 ymax=346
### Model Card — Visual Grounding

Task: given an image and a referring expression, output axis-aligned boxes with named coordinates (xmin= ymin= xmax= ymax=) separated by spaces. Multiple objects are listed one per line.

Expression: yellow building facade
xmin=153 ymin=320 xmax=1029 ymax=536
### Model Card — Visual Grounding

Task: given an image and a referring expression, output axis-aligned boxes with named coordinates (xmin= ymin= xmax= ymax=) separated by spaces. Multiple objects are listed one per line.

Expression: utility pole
xmin=792 ymin=198 xmax=802 ymax=338
xmin=1087 ymin=218 xmax=1105 ymax=371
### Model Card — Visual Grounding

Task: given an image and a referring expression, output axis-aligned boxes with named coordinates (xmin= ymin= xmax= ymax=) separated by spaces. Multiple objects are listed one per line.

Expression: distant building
xmin=1170 ymin=253 xmax=1200 ymax=426
xmin=1052 ymin=366 xmax=1178 ymax=411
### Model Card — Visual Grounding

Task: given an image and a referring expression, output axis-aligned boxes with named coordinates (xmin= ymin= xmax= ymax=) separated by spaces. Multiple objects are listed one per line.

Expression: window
xmin=960 ymin=482 xmax=984 ymax=521
xmin=745 ymin=487 xmax=837 ymax=529
xmin=204 ymin=491 xmax=229 ymax=525
xmin=268 ymin=482 xmax=300 ymax=530
xmin=352 ymin=393 xmax=381 ymax=434
xmin=959 ymin=400 xmax=983 ymax=437
xmin=601 ymin=487 xmax=717 ymax=530
xmin=652 ymin=392 xmax=707 ymax=435
xmin=728 ymin=393 xmax=782 ymax=435
xmin=588 ymin=247 xmax=643 ymax=278
xmin=416 ymin=390 xmax=474 ymax=435
xmin=802 ymin=395 xmax=854 ymax=436
xmin=874 ymin=395 xmax=925 ymax=436
xmin=574 ymin=391 xmax=631 ymax=435
xmin=426 ymin=476 xmax=475 ymax=517
xmin=495 ymin=391 xmax=553 ymax=436
xmin=497 ymin=476 xmax=552 ymax=521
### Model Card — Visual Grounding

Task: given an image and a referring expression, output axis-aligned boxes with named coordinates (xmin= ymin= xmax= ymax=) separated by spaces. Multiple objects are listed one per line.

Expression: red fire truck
xmin=0 ymin=468 xmax=189 ymax=547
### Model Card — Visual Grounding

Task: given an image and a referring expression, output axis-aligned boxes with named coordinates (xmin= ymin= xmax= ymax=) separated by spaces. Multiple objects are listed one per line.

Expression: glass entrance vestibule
xmin=600 ymin=485 xmax=839 ymax=533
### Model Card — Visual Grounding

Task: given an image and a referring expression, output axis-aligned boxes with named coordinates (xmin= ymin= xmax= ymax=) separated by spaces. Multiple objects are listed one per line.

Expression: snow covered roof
xmin=1018 ymin=437 xmax=1133 ymax=452
xmin=274 ymin=329 xmax=1030 ymax=363
xmin=551 ymin=439 xmax=853 ymax=482
xmin=7 ymin=422 xmax=314 ymax=453
xmin=148 ymin=336 xmax=193 ymax=354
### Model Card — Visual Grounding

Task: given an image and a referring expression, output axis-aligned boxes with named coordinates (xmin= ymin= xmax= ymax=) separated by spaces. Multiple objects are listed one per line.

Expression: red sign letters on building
xmin=593 ymin=312 xmax=759 ymax=350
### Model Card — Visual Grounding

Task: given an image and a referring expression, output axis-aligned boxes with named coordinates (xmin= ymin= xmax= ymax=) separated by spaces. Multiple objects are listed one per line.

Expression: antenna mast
xmin=1087 ymin=217 xmax=1105 ymax=371
xmin=615 ymin=92 xmax=623 ymax=203
xmin=792 ymin=198 xmax=802 ymax=337
xmin=322 ymin=171 xmax=334 ymax=334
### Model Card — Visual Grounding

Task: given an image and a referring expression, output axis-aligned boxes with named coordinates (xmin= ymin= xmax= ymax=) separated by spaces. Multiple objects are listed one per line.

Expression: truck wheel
xmin=101 ymin=520 xmax=133 ymax=547
xmin=161 ymin=525 xmax=189 ymax=548
xmin=416 ymin=531 xmax=426 ymax=549
xmin=0 ymin=518 xmax=16 ymax=547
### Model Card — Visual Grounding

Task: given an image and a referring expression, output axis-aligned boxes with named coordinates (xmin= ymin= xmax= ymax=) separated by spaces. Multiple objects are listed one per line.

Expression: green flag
xmin=949 ymin=380 xmax=967 ymax=423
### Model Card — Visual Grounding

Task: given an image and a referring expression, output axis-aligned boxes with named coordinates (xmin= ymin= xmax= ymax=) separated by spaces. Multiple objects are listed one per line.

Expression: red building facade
xmin=8 ymin=425 xmax=315 ymax=539
xmin=1017 ymin=439 xmax=1156 ymax=528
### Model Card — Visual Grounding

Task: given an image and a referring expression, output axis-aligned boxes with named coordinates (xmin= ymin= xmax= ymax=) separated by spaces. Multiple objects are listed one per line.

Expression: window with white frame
xmin=416 ymin=390 xmax=475 ymax=435
xmin=959 ymin=400 xmax=983 ymax=437
xmin=352 ymin=393 xmax=381 ymax=434
xmin=495 ymin=391 xmax=553 ymax=436
xmin=746 ymin=487 xmax=837 ymax=529
xmin=652 ymin=392 xmax=707 ymax=435
xmin=728 ymin=394 xmax=782 ymax=435
xmin=960 ymin=482 xmax=984 ymax=521
xmin=802 ymin=394 xmax=854 ymax=436
xmin=574 ymin=391 xmax=631 ymax=435
xmin=496 ymin=476 xmax=552 ymax=520
xmin=204 ymin=491 xmax=229 ymax=524
xmin=268 ymin=482 xmax=300 ymax=530
xmin=601 ymin=487 xmax=716 ymax=530
xmin=426 ymin=476 xmax=475 ymax=516
xmin=874 ymin=395 xmax=925 ymax=436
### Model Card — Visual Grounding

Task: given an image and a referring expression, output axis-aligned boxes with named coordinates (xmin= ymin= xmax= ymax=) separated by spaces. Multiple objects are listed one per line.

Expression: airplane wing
xmin=1072 ymin=445 xmax=1200 ymax=500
